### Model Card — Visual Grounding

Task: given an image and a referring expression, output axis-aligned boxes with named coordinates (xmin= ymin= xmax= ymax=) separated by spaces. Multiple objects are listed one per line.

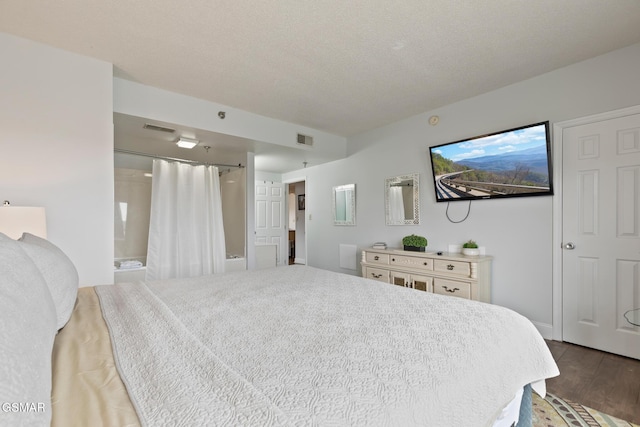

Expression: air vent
xmin=143 ymin=123 xmax=176 ymax=133
xmin=297 ymin=133 xmax=313 ymax=146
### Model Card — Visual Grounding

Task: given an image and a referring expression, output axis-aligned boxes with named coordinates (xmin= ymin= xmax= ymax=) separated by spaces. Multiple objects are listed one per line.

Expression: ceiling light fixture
xmin=176 ymin=137 xmax=199 ymax=149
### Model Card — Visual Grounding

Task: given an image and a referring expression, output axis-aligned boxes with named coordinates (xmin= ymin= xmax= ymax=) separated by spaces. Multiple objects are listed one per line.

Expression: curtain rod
xmin=114 ymin=148 xmax=245 ymax=169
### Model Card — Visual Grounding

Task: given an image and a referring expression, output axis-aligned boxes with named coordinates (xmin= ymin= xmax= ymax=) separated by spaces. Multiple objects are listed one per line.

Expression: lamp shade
xmin=0 ymin=206 xmax=47 ymax=239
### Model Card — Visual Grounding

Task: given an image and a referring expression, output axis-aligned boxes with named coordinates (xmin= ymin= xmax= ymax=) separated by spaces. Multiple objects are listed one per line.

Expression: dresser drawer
xmin=433 ymin=259 xmax=471 ymax=277
xmin=390 ymin=255 xmax=433 ymax=270
xmin=364 ymin=267 xmax=389 ymax=283
xmin=366 ymin=252 xmax=390 ymax=265
xmin=433 ymin=278 xmax=471 ymax=299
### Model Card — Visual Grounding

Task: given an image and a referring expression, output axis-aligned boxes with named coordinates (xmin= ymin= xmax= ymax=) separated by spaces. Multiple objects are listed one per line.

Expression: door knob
xmin=563 ymin=242 xmax=576 ymax=250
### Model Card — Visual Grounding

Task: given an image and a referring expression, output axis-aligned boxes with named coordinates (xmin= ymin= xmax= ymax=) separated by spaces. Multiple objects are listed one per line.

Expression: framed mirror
xmin=385 ymin=173 xmax=420 ymax=225
xmin=333 ymin=184 xmax=356 ymax=226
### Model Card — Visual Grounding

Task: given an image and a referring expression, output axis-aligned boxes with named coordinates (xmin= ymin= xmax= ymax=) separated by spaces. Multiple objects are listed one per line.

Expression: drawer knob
xmin=392 ymin=258 xmax=395 ymax=261
xmin=374 ymin=256 xmax=379 ymax=261
xmin=372 ymin=273 xmax=382 ymax=278
xmin=443 ymin=286 xmax=460 ymax=293
xmin=447 ymin=264 xmax=454 ymax=270
xmin=423 ymin=262 xmax=428 ymax=265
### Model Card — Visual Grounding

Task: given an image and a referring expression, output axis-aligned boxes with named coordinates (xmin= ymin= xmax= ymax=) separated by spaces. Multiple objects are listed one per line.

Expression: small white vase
xmin=462 ymin=248 xmax=479 ymax=257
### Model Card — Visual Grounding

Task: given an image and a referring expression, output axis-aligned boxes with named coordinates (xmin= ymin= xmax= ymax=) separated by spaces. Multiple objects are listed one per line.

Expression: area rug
xmin=533 ymin=392 xmax=639 ymax=427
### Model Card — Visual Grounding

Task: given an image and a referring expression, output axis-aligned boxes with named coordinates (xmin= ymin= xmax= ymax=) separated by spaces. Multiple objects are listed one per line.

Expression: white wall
xmin=113 ymin=78 xmax=347 ymax=158
xmin=288 ymin=190 xmax=297 ymax=230
xmin=284 ymin=42 xmax=640 ymax=337
xmin=220 ymin=168 xmax=246 ymax=257
xmin=114 ymin=168 xmax=152 ymax=263
xmin=0 ymin=33 xmax=114 ymax=286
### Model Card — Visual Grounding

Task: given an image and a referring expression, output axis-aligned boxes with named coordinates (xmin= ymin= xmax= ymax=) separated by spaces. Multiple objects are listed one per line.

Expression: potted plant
xmin=462 ymin=239 xmax=479 ymax=256
xmin=402 ymin=234 xmax=427 ymax=252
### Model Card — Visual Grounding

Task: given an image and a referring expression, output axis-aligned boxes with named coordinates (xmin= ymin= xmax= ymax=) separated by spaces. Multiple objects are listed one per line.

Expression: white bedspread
xmin=95 ymin=265 xmax=558 ymax=427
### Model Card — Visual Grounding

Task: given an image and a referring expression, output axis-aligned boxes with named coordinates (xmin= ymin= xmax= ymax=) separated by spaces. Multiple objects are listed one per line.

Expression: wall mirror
xmin=385 ymin=173 xmax=420 ymax=225
xmin=333 ymin=184 xmax=356 ymax=226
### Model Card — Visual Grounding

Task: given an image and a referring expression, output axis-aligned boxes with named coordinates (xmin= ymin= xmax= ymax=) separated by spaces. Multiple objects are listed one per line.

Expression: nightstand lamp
xmin=0 ymin=200 xmax=47 ymax=239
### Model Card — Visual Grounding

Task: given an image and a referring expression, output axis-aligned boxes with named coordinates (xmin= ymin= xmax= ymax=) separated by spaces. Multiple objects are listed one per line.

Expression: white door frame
xmin=552 ymin=104 xmax=640 ymax=341
xmin=246 ymin=153 xmax=256 ymax=270
xmin=284 ymin=175 xmax=308 ymax=265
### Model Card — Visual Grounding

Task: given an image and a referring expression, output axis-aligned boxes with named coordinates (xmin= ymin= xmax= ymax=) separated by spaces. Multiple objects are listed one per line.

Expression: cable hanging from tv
xmin=446 ymin=200 xmax=472 ymax=224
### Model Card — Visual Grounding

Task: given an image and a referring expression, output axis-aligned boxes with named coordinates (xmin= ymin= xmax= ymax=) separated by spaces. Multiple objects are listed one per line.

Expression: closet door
xmin=562 ymin=112 xmax=640 ymax=359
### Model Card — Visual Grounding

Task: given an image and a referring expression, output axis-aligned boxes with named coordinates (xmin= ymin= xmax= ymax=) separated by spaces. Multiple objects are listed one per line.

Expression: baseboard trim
xmin=531 ymin=321 xmax=554 ymax=340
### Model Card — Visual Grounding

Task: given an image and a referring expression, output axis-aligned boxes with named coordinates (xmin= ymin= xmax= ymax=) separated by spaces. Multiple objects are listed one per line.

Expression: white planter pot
xmin=462 ymin=248 xmax=479 ymax=257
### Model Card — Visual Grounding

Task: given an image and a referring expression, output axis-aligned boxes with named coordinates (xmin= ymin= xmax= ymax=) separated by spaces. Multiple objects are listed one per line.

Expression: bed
xmin=0 ymin=233 xmax=559 ymax=426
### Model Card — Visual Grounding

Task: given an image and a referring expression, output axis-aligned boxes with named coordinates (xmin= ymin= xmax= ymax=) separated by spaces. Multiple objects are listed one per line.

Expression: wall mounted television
xmin=429 ymin=121 xmax=553 ymax=202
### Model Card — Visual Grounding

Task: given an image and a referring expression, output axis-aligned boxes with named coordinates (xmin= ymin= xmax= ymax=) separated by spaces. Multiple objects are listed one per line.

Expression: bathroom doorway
xmin=113 ymin=151 xmax=246 ymax=282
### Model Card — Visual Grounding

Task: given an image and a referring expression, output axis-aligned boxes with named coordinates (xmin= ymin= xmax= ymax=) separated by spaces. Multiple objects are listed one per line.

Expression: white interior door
xmin=255 ymin=180 xmax=285 ymax=265
xmin=562 ymin=112 xmax=640 ymax=359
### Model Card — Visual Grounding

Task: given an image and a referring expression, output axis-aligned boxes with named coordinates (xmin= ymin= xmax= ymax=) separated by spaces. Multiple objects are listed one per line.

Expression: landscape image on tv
xmin=429 ymin=121 xmax=553 ymax=202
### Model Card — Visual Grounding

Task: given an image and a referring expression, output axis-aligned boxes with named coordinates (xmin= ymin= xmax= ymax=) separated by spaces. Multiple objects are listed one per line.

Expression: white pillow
xmin=0 ymin=232 xmax=57 ymax=426
xmin=18 ymin=233 xmax=79 ymax=330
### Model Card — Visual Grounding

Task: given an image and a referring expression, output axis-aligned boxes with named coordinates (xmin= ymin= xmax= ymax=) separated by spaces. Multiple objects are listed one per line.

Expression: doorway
xmin=553 ymin=105 xmax=640 ymax=359
xmin=254 ymin=178 xmax=306 ymax=267
xmin=287 ymin=180 xmax=306 ymax=265
xmin=114 ymin=152 xmax=246 ymax=280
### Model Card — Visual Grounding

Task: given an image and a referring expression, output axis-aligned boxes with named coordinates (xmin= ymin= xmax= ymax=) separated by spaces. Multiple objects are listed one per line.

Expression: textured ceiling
xmin=2 ymin=1 xmax=640 ymax=137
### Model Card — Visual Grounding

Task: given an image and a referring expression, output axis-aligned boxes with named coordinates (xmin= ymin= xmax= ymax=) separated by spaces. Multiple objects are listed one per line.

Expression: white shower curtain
xmin=388 ymin=186 xmax=405 ymax=222
xmin=146 ymin=159 xmax=226 ymax=280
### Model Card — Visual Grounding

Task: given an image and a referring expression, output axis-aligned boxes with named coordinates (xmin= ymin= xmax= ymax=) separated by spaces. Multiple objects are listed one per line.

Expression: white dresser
xmin=361 ymin=248 xmax=492 ymax=303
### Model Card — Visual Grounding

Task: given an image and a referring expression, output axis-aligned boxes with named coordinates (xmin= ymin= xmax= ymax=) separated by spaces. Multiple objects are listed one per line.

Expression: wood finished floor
xmin=545 ymin=340 xmax=640 ymax=424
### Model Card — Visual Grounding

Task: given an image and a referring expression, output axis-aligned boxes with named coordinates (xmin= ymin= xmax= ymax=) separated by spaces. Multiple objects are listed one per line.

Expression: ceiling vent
xmin=143 ymin=123 xmax=176 ymax=133
xmin=297 ymin=133 xmax=314 ymax=147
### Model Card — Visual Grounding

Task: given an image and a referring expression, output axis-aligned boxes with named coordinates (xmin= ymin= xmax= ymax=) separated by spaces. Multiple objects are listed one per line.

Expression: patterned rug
xmin=533 ymin=393 xmax=639 ymax=427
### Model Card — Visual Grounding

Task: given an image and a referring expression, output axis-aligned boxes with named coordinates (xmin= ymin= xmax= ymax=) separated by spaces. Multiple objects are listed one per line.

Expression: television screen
xmin=429 ymin=121 xmax=553 ymax=202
